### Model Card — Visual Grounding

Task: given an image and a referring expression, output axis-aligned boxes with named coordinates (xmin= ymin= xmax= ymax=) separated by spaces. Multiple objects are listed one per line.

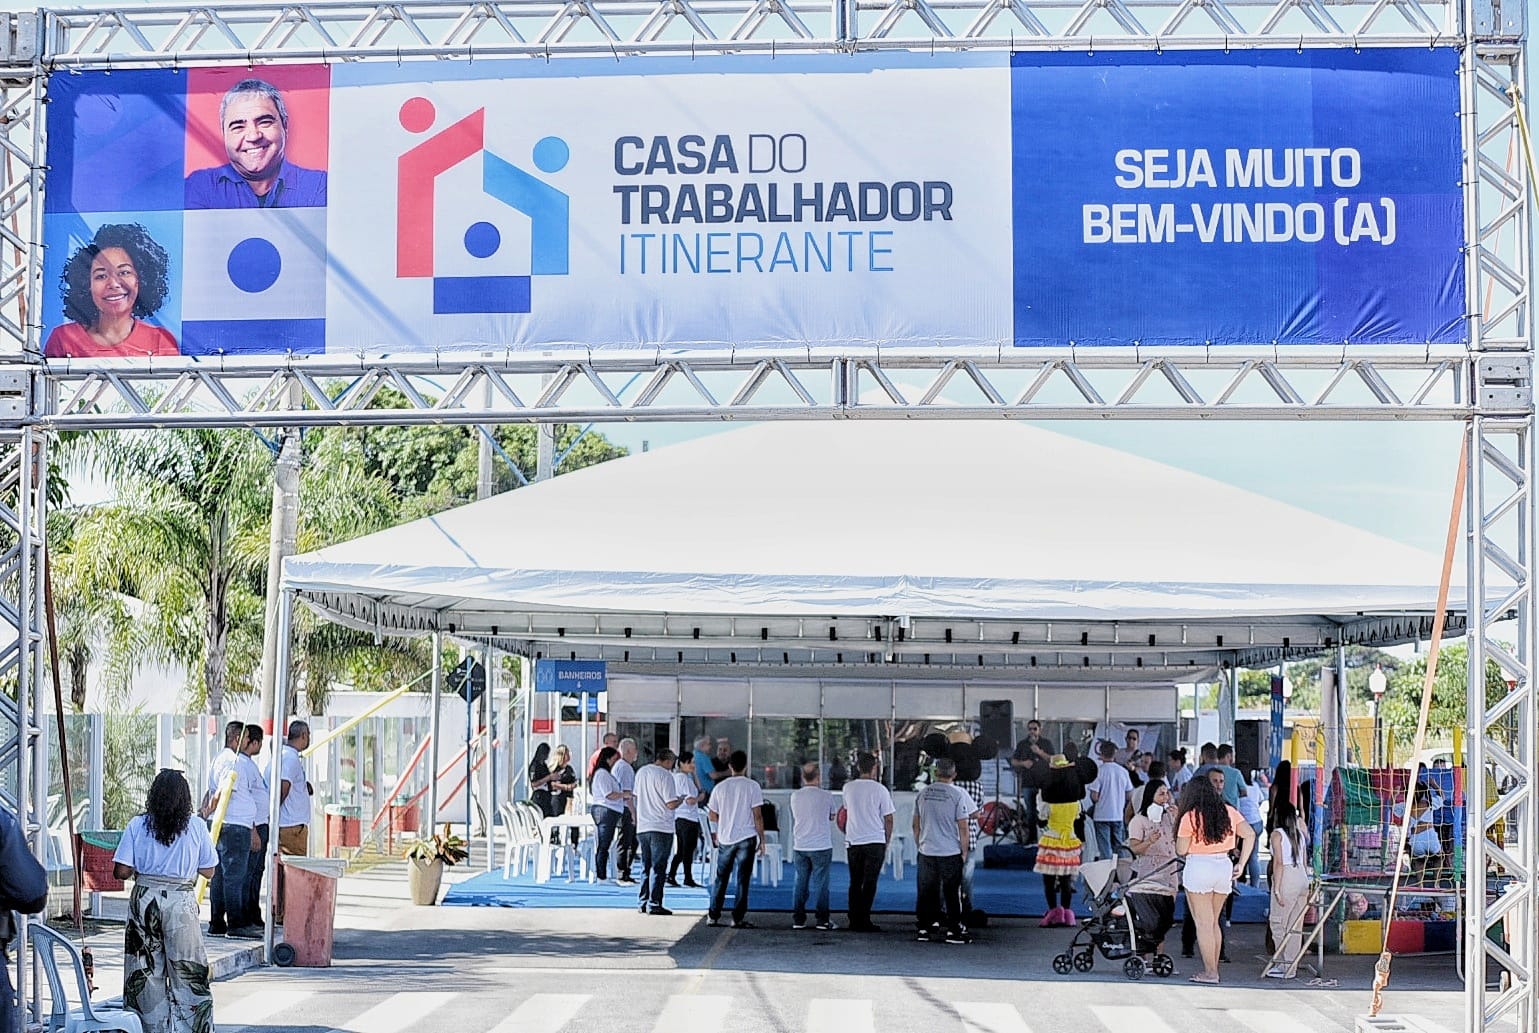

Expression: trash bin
xmin=277 ymin=857 xmax=346 ymax=967
xmin=325 ymin=806 xmax=362 ymax=856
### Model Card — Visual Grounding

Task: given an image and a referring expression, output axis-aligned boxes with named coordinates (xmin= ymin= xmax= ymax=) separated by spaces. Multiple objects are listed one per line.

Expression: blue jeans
xmin=1246 ymin=822 xmax=1264 ymax=886
xmin=709 ymin=838 xmax=756 ymax=923
xmin=1094 ymin=820 xmax=1125 ymax=861
xmin=592 ymin=806 xmax=622 ymax=880
xmin=209 ymin=822 xmax=251 ymax=931
xmin=637 ymin=830 xmax=674 ymax=909
xmin=792 ymin=848 xmax=832 ymax=924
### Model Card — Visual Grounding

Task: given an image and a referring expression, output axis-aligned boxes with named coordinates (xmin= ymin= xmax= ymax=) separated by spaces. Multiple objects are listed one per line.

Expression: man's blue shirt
xmin=185 ymin=160 xmax=327 ymax=209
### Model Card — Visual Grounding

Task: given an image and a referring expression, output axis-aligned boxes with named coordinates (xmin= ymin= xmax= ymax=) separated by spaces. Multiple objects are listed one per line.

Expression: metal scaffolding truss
xmin=0 ymin=3 xmax=1523 ymax=1032
xmin=26 ymin=0 xmax=1521 ymax=63
xmin=29 ymin=350 xmax=1498 ymax=428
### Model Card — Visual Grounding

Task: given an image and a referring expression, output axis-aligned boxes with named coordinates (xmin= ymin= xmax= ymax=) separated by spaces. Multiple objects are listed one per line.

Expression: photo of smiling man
xmin=184 ymin=78 xmax=327 ymax=209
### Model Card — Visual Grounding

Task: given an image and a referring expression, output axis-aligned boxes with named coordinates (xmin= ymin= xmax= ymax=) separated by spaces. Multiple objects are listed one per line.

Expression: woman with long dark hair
xmin=589 ymin=746 xmax=626 ymax=881
xmin=111 ymin=769 xmax=219 ymax=1033
xmin=1265 ymin=797 xmax=1311 ymax=979
xmin=529 ymin=742 xmax=556 ymax=818
xmin=1126 ymin=778 xmax=1179 ymax=963
xmin=1175 ymin=775 xmax=1256 ymax=985
xmin=1033 ymin=753 xmax=1090 ymax=927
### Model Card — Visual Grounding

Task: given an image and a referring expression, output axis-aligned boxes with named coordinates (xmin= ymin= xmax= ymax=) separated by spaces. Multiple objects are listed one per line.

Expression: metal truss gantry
xmin=0 ymin=0 xmax=1527 ymax=1030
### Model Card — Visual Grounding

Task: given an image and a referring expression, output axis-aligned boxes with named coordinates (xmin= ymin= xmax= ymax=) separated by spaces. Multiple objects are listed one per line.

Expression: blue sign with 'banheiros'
xmin=535 ymin=659 xmax=608 ymax=694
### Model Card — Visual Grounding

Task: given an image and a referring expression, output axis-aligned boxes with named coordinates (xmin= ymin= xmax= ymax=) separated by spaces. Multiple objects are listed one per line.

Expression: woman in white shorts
xmin=1175 ymin=774 xmax=1256 ymax=985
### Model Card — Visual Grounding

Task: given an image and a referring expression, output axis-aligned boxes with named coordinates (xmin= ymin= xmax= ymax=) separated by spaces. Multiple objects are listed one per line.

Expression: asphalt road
xmin=212 ymin=907 xmax=1484 ymax=1033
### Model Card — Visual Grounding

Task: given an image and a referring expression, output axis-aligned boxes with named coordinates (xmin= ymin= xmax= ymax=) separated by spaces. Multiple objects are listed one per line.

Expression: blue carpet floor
xmin=444 ymin=861 xmax=1270 ymax=921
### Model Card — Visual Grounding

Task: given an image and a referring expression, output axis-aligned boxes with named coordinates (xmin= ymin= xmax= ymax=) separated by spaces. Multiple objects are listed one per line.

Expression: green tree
xmin=1378 ymin=642 xmax=1512 ymax=750
xmin=61 ymin=429 xmax=273 ymax=717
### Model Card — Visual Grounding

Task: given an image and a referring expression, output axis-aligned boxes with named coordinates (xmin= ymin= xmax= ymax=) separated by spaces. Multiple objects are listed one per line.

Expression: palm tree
xmin=61 ymin=428 xmax=271 ymax=718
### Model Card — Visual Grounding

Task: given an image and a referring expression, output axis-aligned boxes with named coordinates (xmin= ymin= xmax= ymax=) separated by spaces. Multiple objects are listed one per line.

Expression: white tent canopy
xmin=283 ymin=421 xmax=1467 ymax=674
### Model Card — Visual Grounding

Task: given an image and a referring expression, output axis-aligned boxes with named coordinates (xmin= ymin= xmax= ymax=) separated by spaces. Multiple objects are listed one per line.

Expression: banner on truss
xmin=42 ymin=49 xmax=1464 ymax=360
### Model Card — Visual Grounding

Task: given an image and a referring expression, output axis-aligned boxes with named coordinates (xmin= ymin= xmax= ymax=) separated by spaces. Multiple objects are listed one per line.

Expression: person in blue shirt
xmin=691 ymin=736 xmax=716 ymax=802
xmin=184 ymin=79 xmax=327 ymax=209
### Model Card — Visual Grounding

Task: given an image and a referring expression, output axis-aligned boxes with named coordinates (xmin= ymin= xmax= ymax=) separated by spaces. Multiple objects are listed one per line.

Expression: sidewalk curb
xmin=211 ymin=944 xmax=265 ymax=981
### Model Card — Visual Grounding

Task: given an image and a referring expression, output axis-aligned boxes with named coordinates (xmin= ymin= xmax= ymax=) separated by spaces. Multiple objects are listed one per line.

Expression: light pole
xmin=1369 ymin=664 xmax=1388 ymax=768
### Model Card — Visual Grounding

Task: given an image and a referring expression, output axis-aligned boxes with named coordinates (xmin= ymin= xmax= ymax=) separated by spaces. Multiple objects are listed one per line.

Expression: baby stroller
xmin=1049 ymin=857 xmax=1181 ymax=980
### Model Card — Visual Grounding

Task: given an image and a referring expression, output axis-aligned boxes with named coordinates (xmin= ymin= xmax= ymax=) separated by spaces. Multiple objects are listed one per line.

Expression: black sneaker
xmin=945 ymin=929 xmax=973 ymax=944
xmin=916 ymin=929 xmax=931 ymax=942
xmin=649 ymin=906 xmax=674 ymax=916
xmin=638 ymin=901 xmax=648 ymax=913
xmin=706 ymin=915 xmax=721 ymax=927
xmin=815 ymin=921 xmax=837 ymax=931
xmin=732 ymin=919 xmax=757 ymax=929
xmin=792 ymin=921 xmax=807 ymax=930
xmin=226 ymin=925 xmax=264 ymax=940
xmin=208 ymin=925 xmax=227 ymax=937
xmin=618 ymin=876 xmax=637 ymax=885
xmin=665 ymin=878 xmax=680 ymax=888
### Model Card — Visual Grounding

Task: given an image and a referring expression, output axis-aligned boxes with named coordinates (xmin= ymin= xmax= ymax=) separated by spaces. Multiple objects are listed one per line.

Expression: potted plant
xmin=403 ymin=825 xmax=470 ymax=905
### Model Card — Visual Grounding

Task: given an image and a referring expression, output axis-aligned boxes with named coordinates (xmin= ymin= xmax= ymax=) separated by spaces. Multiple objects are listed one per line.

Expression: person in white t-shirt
xmin=706 ymin=750 xmax=764 ymax=928
xmin=613 ymin=738 xmax=640 ymax=884
xmin=789 ymin=761 xmax=839 ymax=930
xmin=588 ymin=747 xmax=627 ymax=881
xmin=842 ymin=752 xmax=895 ymax=932
xmin=668 ymin=752 xmax=705 ymax=888
xmin=113 ymin=768 xmax=219 ymax=1033
xmin=1089 ymin=740 xmax=1134 ymax=861
xmin=633 ymin=750 xmax=685 ymax=915
xmin=201 ymin=720 xmax=264 ymax=938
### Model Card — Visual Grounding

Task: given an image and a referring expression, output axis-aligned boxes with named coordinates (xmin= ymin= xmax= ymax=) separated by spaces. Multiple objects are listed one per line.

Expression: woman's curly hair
xmin=59 ymin=223 xmax=171 ymax=327
xmin=144 ymin=768 xmax=193 ymax=848
xmin=1176 ymin=774 xmax=1232 ymax=845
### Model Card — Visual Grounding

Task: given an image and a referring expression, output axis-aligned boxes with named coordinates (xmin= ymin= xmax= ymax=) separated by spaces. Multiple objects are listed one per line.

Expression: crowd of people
xmin=530 ymin=726 xmax=1320 ymax=982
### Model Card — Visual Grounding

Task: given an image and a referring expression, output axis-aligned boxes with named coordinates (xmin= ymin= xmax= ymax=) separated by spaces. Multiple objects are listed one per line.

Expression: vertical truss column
xmin=1466 ymin=415 xmax=1537 ymax=1032
xmin=0 ymin=418 xmax=48 ymax=1030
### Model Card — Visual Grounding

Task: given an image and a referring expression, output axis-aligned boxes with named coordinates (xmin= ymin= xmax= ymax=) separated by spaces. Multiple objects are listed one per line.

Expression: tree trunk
xmin=205 ymin=513 xmax=230 ymax=719
xmin=67 ymin=646 xmax=88 ymax=711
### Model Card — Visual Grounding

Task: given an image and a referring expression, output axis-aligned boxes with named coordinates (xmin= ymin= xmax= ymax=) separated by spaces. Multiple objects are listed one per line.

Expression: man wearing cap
xmin=912 ymin=758 xmax=978 ymax=943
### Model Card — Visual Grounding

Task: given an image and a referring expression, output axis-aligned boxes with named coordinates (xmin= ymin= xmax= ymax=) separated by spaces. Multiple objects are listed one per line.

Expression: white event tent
xmin=282 ymin=420 xmax=1466 ymax=676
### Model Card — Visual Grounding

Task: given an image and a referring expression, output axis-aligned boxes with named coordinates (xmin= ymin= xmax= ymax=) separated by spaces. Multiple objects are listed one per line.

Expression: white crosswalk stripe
xmin=808 ymin=997 xmax=875 ymax=1033
xmin=1090 ymin=1005 xmax=1178 ymax=1033
xmin=1231 ymin=1009 xmax=1319 ymax=1033
xmin=652 ymin=994 xmax=732 ymax=1032
xmin=325 ymin=991 xmax=456 ymax=1033
xmin=956 ymin=1002 xmax=1033 ymax=1033
xmin=487 ymin=993 xmax=591 ymax=1033
xmin=222 ymin=989 xmax=315 ymax=1031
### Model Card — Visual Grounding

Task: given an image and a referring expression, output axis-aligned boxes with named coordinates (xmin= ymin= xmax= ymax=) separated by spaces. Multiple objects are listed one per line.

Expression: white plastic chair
xmin=500 ymin=803 xmax=540 ymax=878
xmin=755 ymin=831 xmax=784 ymax=886
xmin=32 ymin=923 xmax=144 ymax=1033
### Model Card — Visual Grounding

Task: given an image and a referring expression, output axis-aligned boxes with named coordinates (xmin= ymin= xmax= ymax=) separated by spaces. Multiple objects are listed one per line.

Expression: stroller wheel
xmin=1073 ymin=950 xmax=1095 ymax=972
xmin=1123 ymin=956 xmax=1146 ymax=980
xmin=1151 ymin=954 xmax=1175 ymax=977
xmin=1052 ymin=953 xmax=1073 ymax=975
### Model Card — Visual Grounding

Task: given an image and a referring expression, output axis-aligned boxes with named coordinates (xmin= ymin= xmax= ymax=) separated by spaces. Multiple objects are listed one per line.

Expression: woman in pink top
xmin=45 ymin=223 xmax=179 ymax=359
xmin=1175 ymin=775 xmax=1256 ymax=984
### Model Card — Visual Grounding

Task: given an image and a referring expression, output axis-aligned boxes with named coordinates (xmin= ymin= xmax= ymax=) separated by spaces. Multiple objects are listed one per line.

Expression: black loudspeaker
xmin=979 ymin=700 xmax=1014 ymax=751
xmin=1235 ymin=719 xmax=1265 ymax=774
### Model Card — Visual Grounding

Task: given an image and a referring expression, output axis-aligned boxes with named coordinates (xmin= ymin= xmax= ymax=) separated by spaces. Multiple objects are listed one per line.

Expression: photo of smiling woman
xmin=44 ymin=223 xmax=178 ymax=358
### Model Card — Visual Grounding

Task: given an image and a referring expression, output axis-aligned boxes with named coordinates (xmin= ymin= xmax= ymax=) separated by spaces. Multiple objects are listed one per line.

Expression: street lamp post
xmin=1369 ymin=665 xmax=1388 ymax=768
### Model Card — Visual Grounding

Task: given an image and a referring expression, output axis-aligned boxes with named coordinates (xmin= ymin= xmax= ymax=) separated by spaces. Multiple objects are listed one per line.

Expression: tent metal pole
xmin=1334 ymin=645 xmax=1349 ymax=770
xmin=483 ymin=643 xmax=494 ymax=872
xmin=263 ymin=588 xmax=294 ymax=963
xmin=427 ymin=630 xmax=443 ymax=831
xmin=1217 ymin=662 xmax=1236 ymax=748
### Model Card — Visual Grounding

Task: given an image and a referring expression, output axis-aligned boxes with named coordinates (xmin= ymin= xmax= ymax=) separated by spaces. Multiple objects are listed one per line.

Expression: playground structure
xmin=0 ymin=3 xmax=1525 ymax=1033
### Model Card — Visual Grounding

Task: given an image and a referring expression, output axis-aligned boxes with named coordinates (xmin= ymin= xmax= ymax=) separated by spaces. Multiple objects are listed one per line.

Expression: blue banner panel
xmin=1011 ymin=49 xmax=1465 ymax=346
xmin=535 ymin=659 xmax=608 ymax=694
